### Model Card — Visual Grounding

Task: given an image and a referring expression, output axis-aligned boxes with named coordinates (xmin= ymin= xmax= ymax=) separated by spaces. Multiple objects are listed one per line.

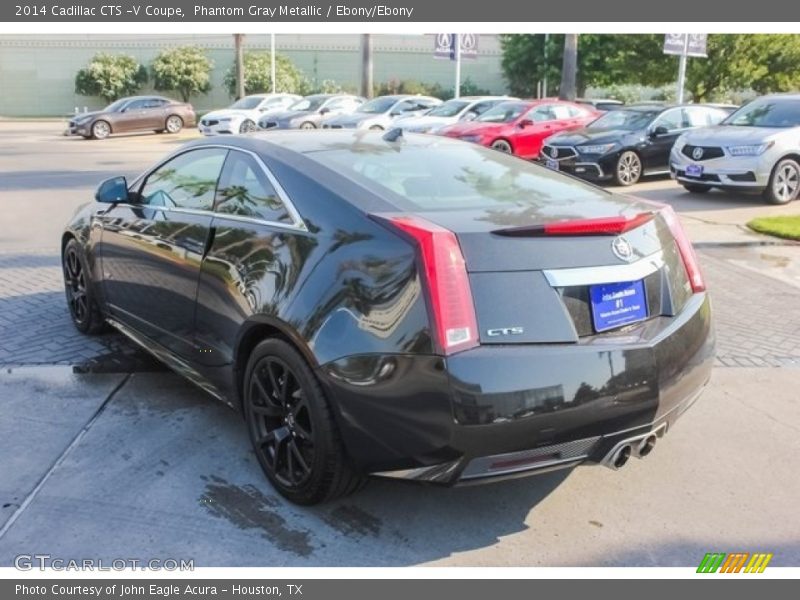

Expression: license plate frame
xmin=590 ymin=279 xmax=649 ymax=333
xmin=685 ymin=163 xmax=704 ymax=178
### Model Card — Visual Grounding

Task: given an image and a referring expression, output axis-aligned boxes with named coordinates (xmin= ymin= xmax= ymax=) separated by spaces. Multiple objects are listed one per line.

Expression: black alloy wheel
xmin=63 ymin=239 xmax=105 ymax=334
xmin=243 ymin=338 xmax=365 ymax=504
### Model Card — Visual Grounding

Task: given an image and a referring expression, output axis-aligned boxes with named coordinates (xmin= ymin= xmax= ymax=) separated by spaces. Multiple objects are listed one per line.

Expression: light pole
xmin=454 ymin=33 xmax=462 ymax=98
xmin=270 ymin=33 xmax=276 ymax=93
xmin=676 ymin=34 xmax=690 ymax=104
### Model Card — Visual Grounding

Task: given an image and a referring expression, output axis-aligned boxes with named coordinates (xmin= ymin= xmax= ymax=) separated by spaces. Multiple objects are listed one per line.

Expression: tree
xmin=75 ymin=53 xmax=148 ymax=102
xmin=233 ymin=33 xmax=245 ymax=100
xmin=501 ymin=34 xmax=673 ymax=98
xmin=151 ymin=46 xmax=213 ymax=102
xmin=685 ymin=34 xmax=800 ymax=101
xmin=224 ymin=52 xmax=309 ymax=97
xmin=559 ymin=34 xmax=578 ymax=100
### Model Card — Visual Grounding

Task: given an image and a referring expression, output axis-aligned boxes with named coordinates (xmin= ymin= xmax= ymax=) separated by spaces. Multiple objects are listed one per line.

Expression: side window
xmin=528 ymin=105 xmax=556 ymax=122
xmin=139 ymin=148 xmax=227 ymax=211
xmin=550 ymin=105 xmax=572 ymax=120
xmin=470 ymin=101 xmax=494 ymax=115
xmin=215 ymin=151 xmax=292 ymax=224
xmin=392 ymin=100 xmax=416 ymax=115
xmin=567 ymin=105 xmax=589 ymax=118
xmin=653 ymin=109 xmax=687 ymax=132
xmin=324 ymin=98 xmax=346 ymax=111
xmin=416 ymin=99 xmax=438 ymax=110
xmin=143 ymin=98 xmax=166 ymax=109
xmin=126 ymin=99 xmax=147 ymax=110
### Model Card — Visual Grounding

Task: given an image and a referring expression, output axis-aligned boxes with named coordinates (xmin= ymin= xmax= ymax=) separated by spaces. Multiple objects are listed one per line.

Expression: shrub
xmin=151 ymin=46 xmax=214 ymax=102
xmin=224 ymin=52 xmax=310 ymax=97
xmin=75 ymin=53 xmax=148 ymax=102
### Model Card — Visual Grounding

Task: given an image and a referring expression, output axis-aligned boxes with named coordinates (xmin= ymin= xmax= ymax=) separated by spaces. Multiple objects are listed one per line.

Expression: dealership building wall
xmin=0 ymin=34 xmax=507 ymax=117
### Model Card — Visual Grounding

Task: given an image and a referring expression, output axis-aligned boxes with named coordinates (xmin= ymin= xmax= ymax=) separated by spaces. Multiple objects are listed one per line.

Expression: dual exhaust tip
xmin=604 ymin=426 xmax=666 ymax=470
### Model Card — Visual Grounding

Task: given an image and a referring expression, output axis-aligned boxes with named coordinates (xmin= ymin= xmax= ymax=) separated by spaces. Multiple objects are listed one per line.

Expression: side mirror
xmin=518 ymin=118 xmax=534 ymax=129
xmin=651 ymin=125 xmax=670 ymax=137
xmin=95 ymin=176 xmax=129 ymax=204
xmin=462 ymin=111 xmax=478 ymax=122
xmin=319 ymin=107 xmax=330 ymax=115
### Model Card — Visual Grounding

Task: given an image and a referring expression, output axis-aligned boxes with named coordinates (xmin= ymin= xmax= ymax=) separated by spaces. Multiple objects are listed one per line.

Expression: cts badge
xmin=486 ymin=327 xmax=524 ymax=337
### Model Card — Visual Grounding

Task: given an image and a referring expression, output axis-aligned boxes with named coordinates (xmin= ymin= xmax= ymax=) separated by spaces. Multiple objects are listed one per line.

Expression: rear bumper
xmin=319 ymin=292 xmax=714 ymax=485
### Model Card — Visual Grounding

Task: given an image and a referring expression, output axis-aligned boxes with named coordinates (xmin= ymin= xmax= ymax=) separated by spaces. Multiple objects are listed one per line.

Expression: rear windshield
xmin=310 ymin=142 xmax=610 ymax=212
xmin=723 ymin=98 xmax=800 ymax=128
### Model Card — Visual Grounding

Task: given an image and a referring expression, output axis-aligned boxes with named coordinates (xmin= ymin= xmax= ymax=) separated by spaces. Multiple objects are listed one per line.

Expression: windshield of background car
xmin=589 ymin=109 xmax=659 ymax=130
xmin=358 ymin=97 xmax=398 ymax=114
xmin=723 ymin=99 xmax=800 ymax=128
xmin=230 ymin=97 xmax=263 ymax=110
xmin=311 ymin=141 xmax=611 ymax=213
xmin=427 ymin=100 xmax=470 ymax=117
xmin=289 ymin=96 xmax=327 ymax=112
xmin=104 ymin=99 xmax=129 ymax=112
xmin=475 ymin=102 xmax=529 ymax=123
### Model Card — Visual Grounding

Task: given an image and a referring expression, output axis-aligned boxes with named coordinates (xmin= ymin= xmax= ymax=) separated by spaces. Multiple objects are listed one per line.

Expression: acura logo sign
xmin=550 ymin=147 xmax=558 ymax=159
xmin=692 ymin=147 xmax=704 ymax=160
xmin=612 ymin=236 xmax=634 ymax=262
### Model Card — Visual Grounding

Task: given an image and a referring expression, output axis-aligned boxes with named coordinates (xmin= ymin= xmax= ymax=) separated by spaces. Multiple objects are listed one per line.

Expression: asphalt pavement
xmin=0 ymin=122 xmax=798 ymax=567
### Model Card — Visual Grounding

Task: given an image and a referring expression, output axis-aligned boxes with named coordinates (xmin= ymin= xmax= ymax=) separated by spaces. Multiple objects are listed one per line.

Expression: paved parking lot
xmin=1 ymin=122 xmax=799 ymax=566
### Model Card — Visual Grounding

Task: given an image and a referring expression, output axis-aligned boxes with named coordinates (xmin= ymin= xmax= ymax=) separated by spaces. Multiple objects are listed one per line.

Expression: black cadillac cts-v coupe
xmin=62 ymin=130 xmax=714 ymax=504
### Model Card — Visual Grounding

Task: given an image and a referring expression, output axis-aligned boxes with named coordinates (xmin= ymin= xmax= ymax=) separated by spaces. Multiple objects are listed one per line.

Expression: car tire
xmin=243 ymin=338 xmax=366 ymax=505
xmin=239 ymin=119 xmax=257 ymax=134
xmin=491 ymin=139 xmax=513 ymax=154
xmin=369 ymin=125 xmax=384 ymax=131
xmin=91 ymin=120 xmax=111 ymax=140
xmin=62 ymin=238 xmax=107 ymax=335
xmin=763 ymin=158 xmax=800 ymax=205
xmin=165 ymin=115 xmax=183 ymax=134
xmin=682 ymin=183 xmax=712 ymax=194
xmin=299 ymin=122 xmax=316 ymax=130
xmin=614 ymin=151 xmax=642 ymax=186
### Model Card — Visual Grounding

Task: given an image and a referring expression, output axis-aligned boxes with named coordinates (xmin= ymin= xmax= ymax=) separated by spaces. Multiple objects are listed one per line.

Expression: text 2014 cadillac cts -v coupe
xmin=62 ymin=130 xmax=714 ymax=505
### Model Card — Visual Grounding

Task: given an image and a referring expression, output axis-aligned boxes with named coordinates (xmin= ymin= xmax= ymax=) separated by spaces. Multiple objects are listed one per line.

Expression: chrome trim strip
xmin=543 ymin=250 xmax=664 ymax=287
xmin=574 ymin=162 xmax=605 ymax=178
xmin=126 ymin=143 xmax=308 ymax=232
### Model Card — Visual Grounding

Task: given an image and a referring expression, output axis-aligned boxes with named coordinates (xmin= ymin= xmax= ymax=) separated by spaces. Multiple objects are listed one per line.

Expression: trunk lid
xmin=418 ymin=199 xmax=691 ymax=345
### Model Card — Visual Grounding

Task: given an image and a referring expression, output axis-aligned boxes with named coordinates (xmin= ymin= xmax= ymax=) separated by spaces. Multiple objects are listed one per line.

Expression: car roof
xmin=187 ymin=129 xmax=469 ymax=156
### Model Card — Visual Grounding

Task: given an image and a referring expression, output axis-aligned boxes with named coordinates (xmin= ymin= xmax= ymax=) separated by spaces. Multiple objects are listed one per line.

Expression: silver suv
xmin=670 ymin=94 xmax=800 ymax=204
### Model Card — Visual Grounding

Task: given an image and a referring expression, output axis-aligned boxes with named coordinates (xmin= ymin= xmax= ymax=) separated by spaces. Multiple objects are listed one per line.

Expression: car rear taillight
xmin=492 ymin=213 xmax=655 ymax=237
xmin=377 ymin=215 xmax=479 ymax=355
xmin=659 ymin=205 xmax=706 ymax=293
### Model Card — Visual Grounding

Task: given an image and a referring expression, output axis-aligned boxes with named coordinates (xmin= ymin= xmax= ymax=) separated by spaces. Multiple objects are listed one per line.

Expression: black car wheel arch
xmin=243 ymin=338 xmax=366 ymax=504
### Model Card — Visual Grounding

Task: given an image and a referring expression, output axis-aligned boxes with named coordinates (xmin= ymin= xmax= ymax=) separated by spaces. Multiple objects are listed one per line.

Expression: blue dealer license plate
xmin=590 ymin=280 xmax=648 ymax=332
xmin=686 ymin=164 xmax=703 ymax=178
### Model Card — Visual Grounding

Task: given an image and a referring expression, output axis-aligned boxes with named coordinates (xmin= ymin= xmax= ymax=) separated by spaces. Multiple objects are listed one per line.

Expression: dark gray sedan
xmin=257 ymin=94 xmax=364 ymax=130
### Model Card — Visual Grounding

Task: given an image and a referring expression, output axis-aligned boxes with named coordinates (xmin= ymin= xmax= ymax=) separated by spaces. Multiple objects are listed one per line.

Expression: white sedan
xmin=199 ymin=94 xmax=301 ymax=136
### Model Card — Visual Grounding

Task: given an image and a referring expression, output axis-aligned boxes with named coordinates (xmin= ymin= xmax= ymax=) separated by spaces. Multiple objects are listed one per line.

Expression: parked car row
xmin=541 ymin=94 xmax=800 ymax=204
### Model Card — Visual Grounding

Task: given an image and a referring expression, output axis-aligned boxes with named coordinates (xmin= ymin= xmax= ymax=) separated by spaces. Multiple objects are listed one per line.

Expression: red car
xmin=438 ymin=99 xmax=599 ymax=159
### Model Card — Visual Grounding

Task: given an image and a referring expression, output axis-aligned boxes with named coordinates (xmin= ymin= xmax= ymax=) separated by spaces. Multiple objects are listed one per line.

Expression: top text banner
xmin=2 ymin=0 xmax=796 ymax=22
